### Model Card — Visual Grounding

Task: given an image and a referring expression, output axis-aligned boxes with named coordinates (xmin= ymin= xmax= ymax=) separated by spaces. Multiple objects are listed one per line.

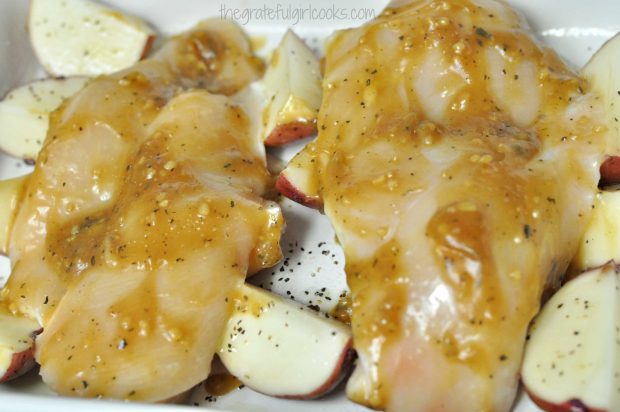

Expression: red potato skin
xmin=275 ymin=339 xmax=356 ymax=400
xmin=276 ymin=172 xmax=323 ymax=209
xmin=0 ymin=348 xmax=36 ymax=383
xmin=0 ymin=328 xmax=41 ymax=383
xmin=264 ymin=122 xmax=317 ymax=147
xmin=600 ymin=156 xmax=620 ymax=186
xmin=139 ymin=34 xmax=156 ymax=60
xmin=527 ymin=391 xmax=606 ymax=412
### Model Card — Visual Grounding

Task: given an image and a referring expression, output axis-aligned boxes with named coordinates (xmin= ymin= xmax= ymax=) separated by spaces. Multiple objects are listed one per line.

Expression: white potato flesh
xmin=572 ymin=190 xmax=620 ymax=273
xmin=0 ymin=175 xmax=29 ymax=255
xmin=29 ymin=0 xmax=155 ymax=76
xmin=521 ymin=264 xmax=620 ymax=411
xmin=582 ymin=32 xmax=620 ymax=155
xmin=0 ymin=77 xmax=88 ymax=161
xmin=260 ymin=30 xmax=322 ymax=144
xmin=276 ymin=146 xmax=323 ymax=209
xmin=219 ymin=284 xmax=352 ymax=398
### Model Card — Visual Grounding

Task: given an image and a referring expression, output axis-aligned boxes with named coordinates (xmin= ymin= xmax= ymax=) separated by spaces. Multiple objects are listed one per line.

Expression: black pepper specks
xmin=248 ymin=201 xmax=348 ymax=314
xmin=475 ymin=27 xmax=491 ymax=39
xmin=523 ymin=224 xmax=531 ymax=239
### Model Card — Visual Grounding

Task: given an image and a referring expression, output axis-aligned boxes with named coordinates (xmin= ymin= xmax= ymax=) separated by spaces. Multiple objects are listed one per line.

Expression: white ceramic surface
xmin=0 ymin=0 xmax=618 ymax=411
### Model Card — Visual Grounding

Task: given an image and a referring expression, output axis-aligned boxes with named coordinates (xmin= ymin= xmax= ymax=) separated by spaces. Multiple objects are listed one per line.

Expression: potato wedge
xmin=0 ymin=78 xmax=88 ymax=162
xmin=522 ymin=263 xmax=620 ymax=412
xmin=582 ymin=32 xmax=620 ymax=185
xmin=0 ymin=175 xmax=29 ymax=256
xmin=276 ymin=146 xmax=323 ymax=209
xmin=29 ymin=0 xmax=155 ymax=77
xmin=0 ymin=306 xmax=41 ymax=383
xmin=260 ymin=31 xmax=322 ymax=146
xmin=219 ymin=284 xmax=354 ymax=399
xmin=570 ymin=190 xmax=620 ymax=274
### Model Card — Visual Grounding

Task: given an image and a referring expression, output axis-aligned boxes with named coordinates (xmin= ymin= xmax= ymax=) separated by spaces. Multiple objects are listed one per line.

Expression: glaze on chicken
xmin=283 ymin=0 xmax=610 ymax=410
xmin=1 ymin=20 xmax=283 ymax=401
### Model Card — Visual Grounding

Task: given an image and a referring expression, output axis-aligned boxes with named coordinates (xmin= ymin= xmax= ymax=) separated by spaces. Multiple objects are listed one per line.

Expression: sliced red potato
xmin=570 ymin=190 xmax=620 ymax=274
xmin=260 ymin=30 xmax=322 ymax=146
xmin=276 ymin=146 xmax=323 ymax=209
xmin=521 ymin=263 xmax=620 ymax=412
xmin=0 ymin=175 xmax=29 ymax=255
xmin=582 ymin=32 xmax=620 ymax=184
xmin=218 ymin=283 xmax=354 ymax=399
xmin=29 ymin=0 xmax=155 ymax=77
xmin=0 ymin=175 xmax=38 ymax=383
xmin=0 ymin=306 xmax=41 ymax=383
xmin=0 ymin=77 xmax=89 ymax=162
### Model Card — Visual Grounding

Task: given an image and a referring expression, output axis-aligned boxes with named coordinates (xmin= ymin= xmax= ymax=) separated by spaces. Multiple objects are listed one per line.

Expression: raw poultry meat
xmin=1 ymin=20 xmax=283 ymax=400
xmin=282 ymin=0 xmax=610 ymax=410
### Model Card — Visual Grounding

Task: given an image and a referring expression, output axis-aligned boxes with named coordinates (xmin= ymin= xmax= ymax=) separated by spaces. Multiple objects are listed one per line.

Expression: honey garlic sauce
xmin=3 ymin=22 xmax=283 ymax=402
xmin=204 ymin=373 xmax=243 ymax=396
xmin=305 ymin=1 xmax=609 ymax=411
xmin=5 ymin=20 xmax=265 ymax=326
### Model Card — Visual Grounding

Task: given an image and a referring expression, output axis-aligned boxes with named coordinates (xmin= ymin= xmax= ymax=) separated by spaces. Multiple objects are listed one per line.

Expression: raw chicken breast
xmin=2 ymin=21 xmax=283 ymax=400
xmin=282 ymin=0 xmax=610 ymax=410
